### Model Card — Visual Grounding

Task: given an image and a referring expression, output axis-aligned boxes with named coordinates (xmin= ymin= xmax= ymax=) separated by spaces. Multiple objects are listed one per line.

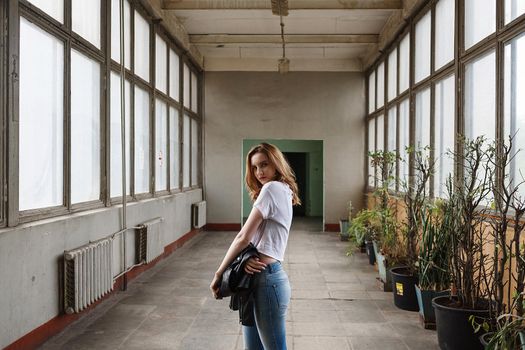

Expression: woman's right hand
xmin=244 ymin=256 xmax=267 ymax=275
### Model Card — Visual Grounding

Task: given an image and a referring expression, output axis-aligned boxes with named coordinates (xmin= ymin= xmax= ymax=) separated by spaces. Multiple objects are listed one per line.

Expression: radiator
xmin=192 ymin=201 xmax=206 ymax=228
xmin=136 ymin=217 xmax=164 ymax=264
xmin=64 ymin=239 xmax=113 ymax=314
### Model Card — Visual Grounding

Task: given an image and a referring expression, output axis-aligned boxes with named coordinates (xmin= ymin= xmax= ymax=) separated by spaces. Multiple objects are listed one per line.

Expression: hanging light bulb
xmin=271 ymin=0 xmax=289 ymax=73
xmin=278 ymin=57 xmax=290 ymax=74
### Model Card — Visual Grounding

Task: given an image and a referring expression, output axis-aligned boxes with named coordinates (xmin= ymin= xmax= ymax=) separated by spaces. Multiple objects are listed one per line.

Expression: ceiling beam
xmin=190 ymin=34 xmax=379 ymax=44
xmin=163 ymin=0 xmax=403 ymax=10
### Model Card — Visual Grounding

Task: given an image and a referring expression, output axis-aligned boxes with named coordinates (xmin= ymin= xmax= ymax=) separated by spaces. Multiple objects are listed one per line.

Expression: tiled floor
xmin=41 ymin=218 xmax=439 ymax=349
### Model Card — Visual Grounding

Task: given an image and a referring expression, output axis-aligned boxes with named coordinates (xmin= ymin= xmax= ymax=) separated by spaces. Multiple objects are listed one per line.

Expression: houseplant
xmin=340 ymin=201 xmax=354 ymax=242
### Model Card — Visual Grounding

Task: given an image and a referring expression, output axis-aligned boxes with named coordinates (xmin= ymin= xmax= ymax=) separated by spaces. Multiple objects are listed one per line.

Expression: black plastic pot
xmin=433 ymin=296 xmax=489 ymax=350
xmin=365 ymin=240 xmax=376 ymax=265
xmin=390 ymin=266 xmax=419 ymax=311
xmin=479 ymin=332 xmax=492 ymax=348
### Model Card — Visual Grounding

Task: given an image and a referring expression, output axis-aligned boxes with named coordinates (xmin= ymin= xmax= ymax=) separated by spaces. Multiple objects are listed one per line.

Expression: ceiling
xmin=162 ymin=0 xmax=402 ymax=72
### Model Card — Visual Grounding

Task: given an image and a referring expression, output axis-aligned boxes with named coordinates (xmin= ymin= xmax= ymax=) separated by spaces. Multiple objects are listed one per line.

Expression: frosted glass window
xmin=504 ymin=34 xmax=525 ymax=199
xmin=71 ymin=50 xmax=100 ymax=204
xmin=399 ymin=34 xmax=410 ymax=93
xmin=388 ymin=49 xmax=397 ymax=101
xmin=388 ymin=108 xmax=397 ymax=191
xmin=377 ymin=63 xmax=385 ymax=109
xmin=183 ymin=114 xmax=190 ymax=187
xmin=377 ymin=114 xmax=384 ymax=152
xmin=368 ymin=118 xmax=375 ymax=187
xmin=28 ymin=0 xmax=63 ymax=23
xmin=435 ymin=75 xmax=455 ymax=198
xmin=506 ymin=0 xmax=525 ymax=24
xmin=170 ymin=107 xmax=180 ymax=190
xmin=415 ymin=12 xmax=431 ymax=83
xmin=110 ymin=73 xmax=131 ymax=198
xmin=169 ymin=49 xmax=180 ymax=100
xmin=155 ymin=100 xmax=168 ymax=191
xmin=415 ymin=88 xmax=431 ymax=148
xmin=111 ymin=0 xmax=131 ymax=69
xmin=191 ymin=119 xmax=198 ymax=186
xmin=399 ymin=99 xmax=410 ymax=189
xmin=155 ymin=35 xmax=167 ymax=94
xmin=368 ymin=71 xmax=376 ymax=113
xmin=19 ymin=18 xmax=64 ymax=210
xmin=465 ymin=50 xmax=496 ymax=142
xmin=135 ymin=87 xmax=150 ymax=194
xmin=191 ymin=72 xmax=198 ymax=112
xmin=465 ymin=0 xmax=496 ymax=49
xmin=183 ymin=63 xmax=190 ymax=108
xmin=72 ymin=0 xmax=100 ymax=48
xmin=435 ymin=0 xmax=455 ymax=70
xmin=134 ymin=11 xmax=150 ymax=81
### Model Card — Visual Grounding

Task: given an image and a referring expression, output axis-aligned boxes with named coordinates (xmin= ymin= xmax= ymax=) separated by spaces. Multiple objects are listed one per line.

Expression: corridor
xmin=41 ymin=218 xmax=438 ymax=350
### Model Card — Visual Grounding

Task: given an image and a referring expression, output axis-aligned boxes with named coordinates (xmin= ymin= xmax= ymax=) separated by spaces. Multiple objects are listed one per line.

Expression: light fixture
xmin=271 ymin=0 xmax=289 ymax=74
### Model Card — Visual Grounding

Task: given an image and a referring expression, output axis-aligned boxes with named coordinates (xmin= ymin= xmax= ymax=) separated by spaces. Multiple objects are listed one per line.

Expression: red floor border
xmin=324 ymin=223 xmax=340 ymax=232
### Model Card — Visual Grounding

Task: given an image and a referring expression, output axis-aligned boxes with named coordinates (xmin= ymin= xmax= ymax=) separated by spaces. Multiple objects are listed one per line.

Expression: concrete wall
xmin=204 ymin=72 xmax=366 ymax=225
xmin=0 ymin=189 xmax=202 ymax=348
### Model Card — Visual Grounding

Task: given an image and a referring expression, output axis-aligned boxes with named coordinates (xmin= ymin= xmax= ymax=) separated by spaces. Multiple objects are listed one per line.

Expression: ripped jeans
xmin=242 ymin=261 xmax=291 ymax=350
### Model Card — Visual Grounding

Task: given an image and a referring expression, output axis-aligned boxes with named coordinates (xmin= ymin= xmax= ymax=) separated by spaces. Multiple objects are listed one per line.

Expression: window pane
xmin=465 ymin=0 xmax=496 ymax=49
xmin=388 ymin=48 xmax=397 ymax=101
xmin=191 ymin=72 xmax=198 ymax=112
xmin=20 ymin=18 xmax=64 ymax=210
xmin=435 ymin=0 xmax=455 ymax=70
xmin=191 ymin=119 xmax=198 ymax=186
xmin=388 ymin=108 xmax=397 ymax=191
xmin=27 ymin=0 xmax=63 ymax=22
xmin=399 ymin=99 xmax=410 ymax=188
xmin=435 ymin=75 xmax=455 ymax=198
xmin=368 ymin=118 xmax=375 ymax=187
xmin=506 ymin=0 xmax=525 ymax=24
xmin=504 ymin=34 xmax=525 ymax=199
xmin=399 ymin=34 xmax=410 ymax=93
xmin=155 ymin=34 xmax=167 ymax=94
xmin=155 ymin=100 xmax=168 ymax=191
xmin=368 ymin=71 xmax=375 ymax=113
xmin=183 ymin=63 xmax=190 ymax=109
xmin=170 ymin=107 xmax=180 ymax=190
xmin=377 ymin=63 xmax=385 ymax=109
xmin=377 ymin=114 xmax=384 ymax=152
xmin=135 ymin=87 xmax=150 ymax=194
xmin=72 ymin=0 xmax=100 ymax=48
xmin=71 ymin=50 xmax=100 ymax=204
xmin=110 ymin=73 xmax=131 ymax=198
xmin=169 ymin=49 xmax=180 ymax=100
xmin=415 ymin=12 xmax=431 ymax=83
xmin=111 ymin=0 xmax=131 ymax=68
xmin=134 ymin=11 xmax=150 ymax=81
xmin=465 ymin=50 xmax=496 ymax=141
xmin=415 ymin=87 xmax=431 ymax=148
xmin=183 ymin=114 xmax=190 ymax=187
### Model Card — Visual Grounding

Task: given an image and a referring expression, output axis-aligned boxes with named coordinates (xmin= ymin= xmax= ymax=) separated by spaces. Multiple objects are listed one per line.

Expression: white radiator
xmin=64 ymin=239 xmax=113 ymax=314
xmin=136 ymin=217 xmax=164 ymax=264
xmin=192 ymin=201 xmax=206 ymax=228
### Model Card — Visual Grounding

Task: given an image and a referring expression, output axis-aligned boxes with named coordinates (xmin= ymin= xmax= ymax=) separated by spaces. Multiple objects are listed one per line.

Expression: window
xmin=399 ymin=34 xmax=410 ymax=93
xmin=134 ymin=86 xmax=150 ymax=194
xmin=191 ymin=72 xmax=198 ymax=112
xmin=169 ymin=49 xmax=180 ymax=100
xmin=387 ymin=108 xmax=397 ymax=191
xmin=19 ymin=18 xmax=64 ymax=210
xmin=111 ymin=0 xmax=131 ymax=68
xmin=377 ymin=63 xmax=385 ymax=109
xmin=183 ymin=114 xmax=190 ymax=187
xmin=505 ymin=0 xmax=525 ymax=24
xmin=465 ymin=0 xmax=496 ymax=49
xmin=191 ymin=119 xmax=199 ymax=186
xmin=183 ymin=63 xmax=190 ymax=109
xmin=27 ymin=0 xmax=63 ymax=22
xmin=156 ymin=34 xmax=167 ymax=94
xmin=377 ymin=114 xmax=384 ymax=152
xmin=170 ymin=107 xmax=180 ymax=190
xmin=368 ymin=71 xmax=375 ymax=113
xmin=435 ymin=0 xmax=455 ymax=70
xmin=399 ymin=99 xmax=410 ymax=188
xmin=72 ymin=0 xmax=101 ymax=48
xmin=368 ymin=118 xmax=375 ymax=187
xmin=415 ymin=87 xmax=431 ymax=148
xmin=504 ymin=34 xmax=525 ymax=199
xmin=134 ymin=11 xmax=150 ymax=81
xmin=434 ymin=75 xmax=455 ymax=198
xmin=388 ymin=49 xmax=397 ymax=101
xmin=155 ymin=100 xmax=168 ymax=191
xmin=415 ymin=12 xmax=431 ymax=83
xmin=71 ymin=49 xmax=101 ymax=204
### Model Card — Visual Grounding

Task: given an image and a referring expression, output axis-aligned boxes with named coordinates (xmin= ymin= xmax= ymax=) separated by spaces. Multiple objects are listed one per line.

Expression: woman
xmin=210 ymin=143 xmax=301 ymax=350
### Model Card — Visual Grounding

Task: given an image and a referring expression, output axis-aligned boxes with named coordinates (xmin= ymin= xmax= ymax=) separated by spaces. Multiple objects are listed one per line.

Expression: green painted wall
xmin=242 ymin=139 xmax=323 ymax=220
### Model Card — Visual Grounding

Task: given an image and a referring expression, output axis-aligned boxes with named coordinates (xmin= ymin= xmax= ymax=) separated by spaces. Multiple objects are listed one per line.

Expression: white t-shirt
xmin=251 ymin=181 xmax=293 ymax=261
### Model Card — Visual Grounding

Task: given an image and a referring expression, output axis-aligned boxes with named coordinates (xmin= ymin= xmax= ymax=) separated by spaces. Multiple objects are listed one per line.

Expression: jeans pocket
xmin=272 ymin=282 xmax=291 ymax=310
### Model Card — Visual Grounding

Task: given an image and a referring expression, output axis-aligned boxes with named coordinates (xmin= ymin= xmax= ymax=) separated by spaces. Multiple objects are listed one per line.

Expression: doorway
xmin=283 ymin=152 xmax=307 ymax=217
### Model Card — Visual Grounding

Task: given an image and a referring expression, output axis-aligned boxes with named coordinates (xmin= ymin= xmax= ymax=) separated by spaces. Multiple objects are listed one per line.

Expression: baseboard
xmin=324 ymin=223 xmax=340 ymax=232
xmin=204 ymin=223 xmax=241 ymax=231
xmin=5 ymin=228 xmax=200 ymax=350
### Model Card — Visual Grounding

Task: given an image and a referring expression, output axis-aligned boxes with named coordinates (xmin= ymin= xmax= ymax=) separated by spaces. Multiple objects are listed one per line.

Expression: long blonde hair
xmin=245 ymin=143 xmax=301 ymax=206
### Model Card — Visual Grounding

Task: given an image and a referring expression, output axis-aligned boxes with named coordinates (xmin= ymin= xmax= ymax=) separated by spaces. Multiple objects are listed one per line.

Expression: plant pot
xmin=339 ymin=219 xmax=349 ymax=241
xmin=415 ymin=285 xmax=450 ymax=328
xmin=433 ymin=296 xmax=489 ymax=350
xmin=390 ymin=266 xmax=419 ymax=311
xmin=479 ymin=332 xmax=492 ymax=348
xmin=365 ymin=240 xmax=376 ymax=265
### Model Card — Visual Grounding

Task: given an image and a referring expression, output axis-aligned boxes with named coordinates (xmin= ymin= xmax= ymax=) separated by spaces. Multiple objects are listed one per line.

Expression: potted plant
xmin=432 ymin=136 xmax=495 ymax=350
xmin=346 ymin=208 xmax=380 ymax=264
xmin=340 ymin=201 xmax=354 ymax=242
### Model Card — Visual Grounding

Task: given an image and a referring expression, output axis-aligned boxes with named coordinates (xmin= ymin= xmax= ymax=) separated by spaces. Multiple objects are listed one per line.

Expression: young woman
xmin=210 ymin=143 xmax=301 ymax=350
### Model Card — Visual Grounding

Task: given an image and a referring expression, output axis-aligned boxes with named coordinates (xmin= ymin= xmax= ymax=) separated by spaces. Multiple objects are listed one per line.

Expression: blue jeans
xmin=242 ymin=261 xmax=291 ymax=350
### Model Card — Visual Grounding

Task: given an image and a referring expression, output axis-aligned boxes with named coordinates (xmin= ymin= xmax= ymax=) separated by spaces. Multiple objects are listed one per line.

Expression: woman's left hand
xmin=210 ymin=273 xmax=221 ymax=299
